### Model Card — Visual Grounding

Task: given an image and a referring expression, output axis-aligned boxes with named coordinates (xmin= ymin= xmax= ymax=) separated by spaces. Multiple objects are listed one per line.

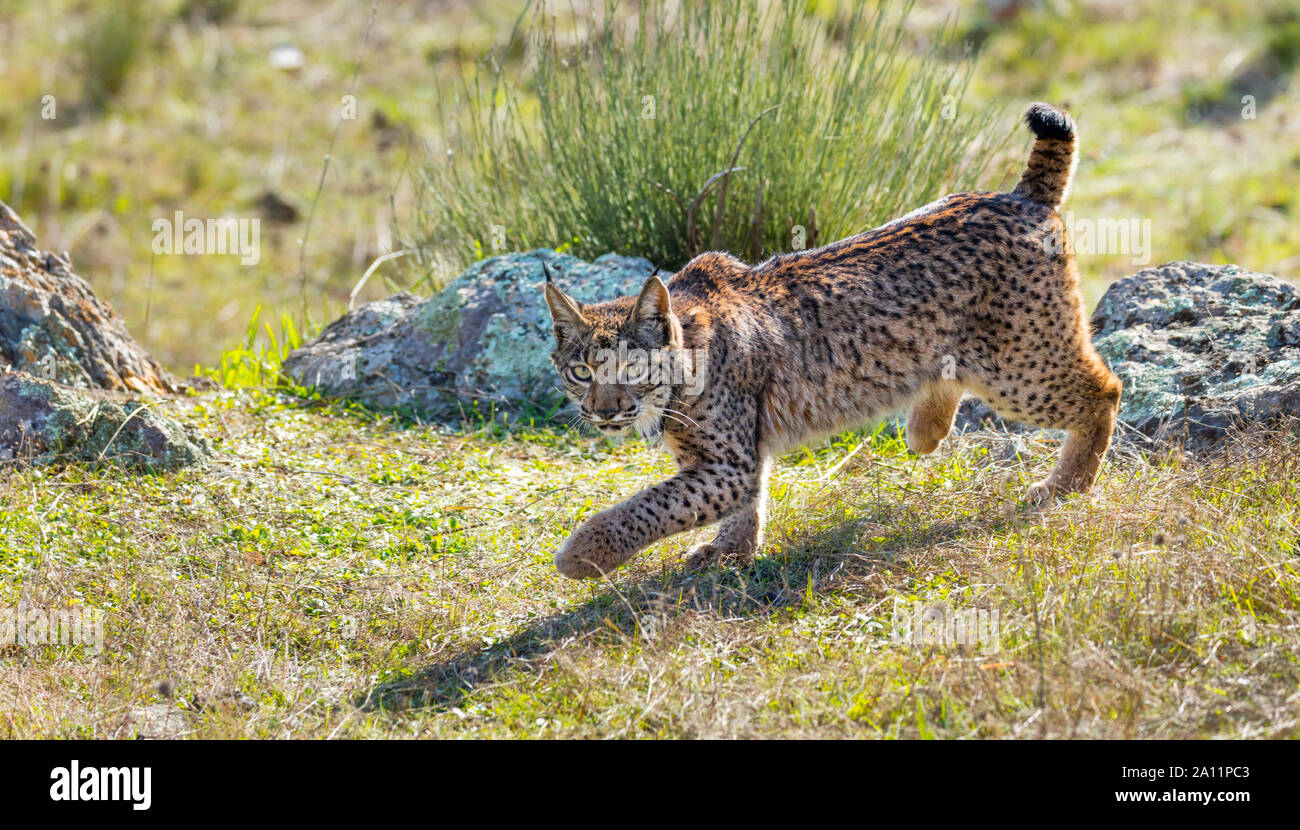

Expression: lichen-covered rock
xmin=1 ymin=199 xmax=175 ymax=393
xmin=1 ymin=198 xmax=207 ymax=471
xmin=1092 ymin=262 xmax=1300 ymax=444
xmin=282 ymin=250 xmax=660 ymax=421
xmin=0 ymin=370 xmax=210 ymax=471
xmin=957 ymin=261 xmax=1300 ymax=447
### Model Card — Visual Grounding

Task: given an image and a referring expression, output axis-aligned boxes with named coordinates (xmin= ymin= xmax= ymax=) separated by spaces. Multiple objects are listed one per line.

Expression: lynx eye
xmin=566 ymin=364 xmax=593 ymax=383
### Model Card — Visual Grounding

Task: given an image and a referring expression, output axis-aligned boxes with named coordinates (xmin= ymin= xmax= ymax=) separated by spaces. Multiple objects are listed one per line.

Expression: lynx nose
xmin=592 ymin=406 xmax=621 ymax=420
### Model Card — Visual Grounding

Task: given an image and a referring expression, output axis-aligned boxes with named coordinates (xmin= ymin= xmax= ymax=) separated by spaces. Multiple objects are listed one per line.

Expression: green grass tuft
xmin=409 ymin=0 xmax=1007 ymax=275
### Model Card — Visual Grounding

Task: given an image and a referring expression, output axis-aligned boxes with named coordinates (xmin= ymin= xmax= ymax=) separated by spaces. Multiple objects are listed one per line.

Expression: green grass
xmin=1 ymin=401 xmax=1297 ymax=738
xmin=77 ymin=0 xmax=149 ymax=114
xmin=411 ymin=0 xmax=1006 ymax=272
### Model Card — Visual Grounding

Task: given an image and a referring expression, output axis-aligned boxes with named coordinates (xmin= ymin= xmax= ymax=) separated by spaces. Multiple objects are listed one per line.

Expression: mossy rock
xmin=0 ymin=371 xmax=210 ymax=471
xmin=282 ymin=249 xmax=658 ymax=423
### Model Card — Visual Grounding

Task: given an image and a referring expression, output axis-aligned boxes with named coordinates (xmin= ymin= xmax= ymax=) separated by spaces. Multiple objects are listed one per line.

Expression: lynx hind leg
xmin=1026 ymin=374 xmax=1120 ymax=504
xmin=957 ymin=245 xmax=1124 ymax=502
xmin=905 ymin=381 xmax=965 ymax=455
xmin=974 ymin=371 xmax=1119 ymax=504
xmin=980 ymin=349 xmax=1121 ymax=503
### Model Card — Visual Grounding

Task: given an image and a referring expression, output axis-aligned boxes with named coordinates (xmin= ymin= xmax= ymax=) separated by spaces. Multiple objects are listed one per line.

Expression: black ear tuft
xmin=542 ymin=261 xmax=556 ymax=285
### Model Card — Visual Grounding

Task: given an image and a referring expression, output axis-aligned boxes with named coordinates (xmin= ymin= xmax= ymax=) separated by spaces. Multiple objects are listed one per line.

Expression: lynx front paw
xmin=553 ymin=513 xmax=634 ymax=579
xmin=1025 ymin=478 xmax=1056 ymax=506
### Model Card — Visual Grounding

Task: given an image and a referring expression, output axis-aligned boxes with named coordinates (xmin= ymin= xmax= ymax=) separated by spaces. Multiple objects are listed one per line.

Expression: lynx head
xmin=543 ymin=265 xmax=686 ymax=437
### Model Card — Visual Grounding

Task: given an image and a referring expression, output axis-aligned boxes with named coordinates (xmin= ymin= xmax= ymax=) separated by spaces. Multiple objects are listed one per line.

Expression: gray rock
xmin=1 ymin=199 xmax=176 ymax=393
xmin=283 ymin=249 xmax=660 ymax=421
xmin=0 ymin=370 xmax=210 ymax=471
xmin=957 ymin=261 xmax=1300 ymax=447
xmin=0 ymin=199 xmax=207 ymax=470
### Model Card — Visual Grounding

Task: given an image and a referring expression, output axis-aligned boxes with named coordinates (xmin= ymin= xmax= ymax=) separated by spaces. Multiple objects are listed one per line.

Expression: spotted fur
xmin=545 ymin=103 xmax=1121 ymax=579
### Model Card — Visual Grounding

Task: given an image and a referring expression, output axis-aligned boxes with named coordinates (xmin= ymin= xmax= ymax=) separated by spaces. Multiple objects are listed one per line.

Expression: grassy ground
xmin=2 ymin=397 xmax=1296 ymax=738
xmin=2 ymin=1 xmax=1299 ymax=739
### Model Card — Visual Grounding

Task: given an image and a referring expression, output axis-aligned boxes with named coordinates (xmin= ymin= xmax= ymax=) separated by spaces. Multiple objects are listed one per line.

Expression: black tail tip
xmin=1025 ymin=103 xmax=1075 ymax=140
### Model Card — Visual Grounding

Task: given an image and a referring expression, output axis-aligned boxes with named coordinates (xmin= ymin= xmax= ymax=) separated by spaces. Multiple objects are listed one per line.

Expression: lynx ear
xmin=632 ymin=276 xmax=671 ymax=320
xmin=630 ymin=275 xmax=681 ymax=347
xmin=544 ymin=282 xmax=587 ymax=342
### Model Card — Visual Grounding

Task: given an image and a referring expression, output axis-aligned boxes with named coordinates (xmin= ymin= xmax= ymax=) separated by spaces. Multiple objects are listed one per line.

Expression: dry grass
xmin=1 ymin=396 xmax=1296 ymax=738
